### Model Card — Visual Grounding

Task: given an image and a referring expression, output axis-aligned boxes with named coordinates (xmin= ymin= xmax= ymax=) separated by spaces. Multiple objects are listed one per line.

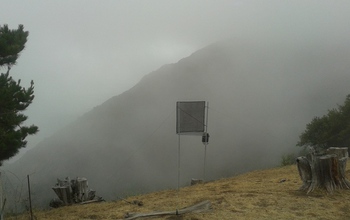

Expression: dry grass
xmin=7 ymin=162 xmax=350 ymax=220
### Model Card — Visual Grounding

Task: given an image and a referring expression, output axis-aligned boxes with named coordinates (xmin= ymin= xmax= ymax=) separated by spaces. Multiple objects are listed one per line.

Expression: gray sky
xmin=1 ymin=1 xmax=350 ymax=157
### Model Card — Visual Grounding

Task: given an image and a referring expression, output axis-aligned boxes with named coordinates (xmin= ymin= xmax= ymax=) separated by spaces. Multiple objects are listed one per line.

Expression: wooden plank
xmin=124 ymin=200 xmax=212 ymax=220
xmin=80 ymin=198 xmax=104 ymax=205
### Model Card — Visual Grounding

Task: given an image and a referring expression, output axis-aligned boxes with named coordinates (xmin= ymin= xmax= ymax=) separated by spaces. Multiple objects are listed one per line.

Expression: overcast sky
xmin=2 ymin=1 xmax=350 ymax=157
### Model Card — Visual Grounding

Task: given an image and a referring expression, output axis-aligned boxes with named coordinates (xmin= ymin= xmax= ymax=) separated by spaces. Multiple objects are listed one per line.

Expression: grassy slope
xmin=8 ymin=162 xmax=350 ymax=220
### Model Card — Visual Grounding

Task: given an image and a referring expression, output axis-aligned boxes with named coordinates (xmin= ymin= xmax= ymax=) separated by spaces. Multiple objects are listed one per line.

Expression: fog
xmin=2 ymin=0 xmax=350 ymax=211
xmin=2 ymin=1 xmax=350 ymax=160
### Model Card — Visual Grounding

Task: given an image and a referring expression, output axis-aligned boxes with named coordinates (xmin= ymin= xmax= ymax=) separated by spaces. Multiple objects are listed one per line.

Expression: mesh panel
xmin=176 ymin=101 xmax=205 ymax=134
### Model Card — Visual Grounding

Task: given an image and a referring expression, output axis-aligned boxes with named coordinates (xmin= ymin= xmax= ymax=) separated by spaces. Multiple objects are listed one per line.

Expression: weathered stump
xmin=319 ymin=154 xmax=337 ymax=192
xmin=71 ymin=177 xmax=88 ymax=202
xmin=296 ymin=147 xmax=350 ymax=193
xmin=52 ymin=177 xmax=101 ymax=206
xmin=296 ymin=156 xmax=312 ymax=191
xmin=52 ymin=177 xmax=73 ymax=204
xmin=326 ymin=147 xmax=348 ymax=158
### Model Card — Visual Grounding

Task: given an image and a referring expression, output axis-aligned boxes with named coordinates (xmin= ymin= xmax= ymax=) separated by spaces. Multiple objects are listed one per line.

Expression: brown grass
xmin=7 ymin=162 xmax=350 ymax=220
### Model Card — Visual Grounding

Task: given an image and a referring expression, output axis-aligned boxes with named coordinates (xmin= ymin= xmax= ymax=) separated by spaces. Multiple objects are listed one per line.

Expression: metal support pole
xmin=205 ymin=102 xmax=209 ymax=133
xmin=177 ymin=134 xmax=181 ymax=193
xmin=203 ymin=144 xmax=207 ymax=181
xmin=176 ymin=134 xmax=181 ymax=214
xmin=27 ymin=175 xmax=33 ymax=220
xmin=203 ymin=102 xmax=209 ymax=182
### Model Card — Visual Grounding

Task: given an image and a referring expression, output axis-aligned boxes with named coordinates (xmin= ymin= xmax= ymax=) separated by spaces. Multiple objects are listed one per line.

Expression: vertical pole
xmin=0 ymin=172 xmax=3 ymax=220
xmin=203 ymin=145 xmax=207 ymax=181
xmin=27 ymin=175 xmax=33 ymax=220
xmin=203 ymin=102 xmax=209 ymax=182
xmin=176 ymin=102 xmax=180 ymax=215
xmin=177 ymin=134 xmax=181 ymax=192
xmin=176 ymin=134 xmax=180 ymax=215
xmin=205 ymin=102 xmax=209 ymax=133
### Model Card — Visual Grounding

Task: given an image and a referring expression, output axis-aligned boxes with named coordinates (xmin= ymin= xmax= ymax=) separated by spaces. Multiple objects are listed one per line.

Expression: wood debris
xmin=124 ymin=200 xmax=212 ymax=220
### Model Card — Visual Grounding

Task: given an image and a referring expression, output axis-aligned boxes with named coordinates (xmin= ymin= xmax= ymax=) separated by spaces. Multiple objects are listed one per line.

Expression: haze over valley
xmin=1 ymin=0 xmax=350 ymax=210
xmin=4 ymin=37 xmax=350 ymax=208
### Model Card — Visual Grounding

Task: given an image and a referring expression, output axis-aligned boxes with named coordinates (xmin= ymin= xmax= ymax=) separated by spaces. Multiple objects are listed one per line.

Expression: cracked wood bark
xmin=296 ymin=147 xmax=350 ymax=193
xmin=326 ymin=147 xmax=350 ymax=189
xmin=296 ymin=156 xmax=312 ymax=191
xmin=319 ymin=154 xmax=337 ymax=192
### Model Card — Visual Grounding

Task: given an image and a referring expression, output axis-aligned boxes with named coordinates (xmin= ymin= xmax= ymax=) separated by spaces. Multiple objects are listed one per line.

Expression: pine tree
xmin=0 ymin=24 xmax=38 ymax=165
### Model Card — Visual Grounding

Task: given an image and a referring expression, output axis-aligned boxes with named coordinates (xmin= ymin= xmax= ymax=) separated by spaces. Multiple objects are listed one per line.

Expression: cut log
xmin=124 ymin=200 xmax=212 ymax=220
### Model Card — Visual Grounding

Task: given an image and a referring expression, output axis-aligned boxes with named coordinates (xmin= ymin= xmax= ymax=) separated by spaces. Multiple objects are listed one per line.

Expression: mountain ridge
xmin=3 ymin=38 xmax=350 ymax=209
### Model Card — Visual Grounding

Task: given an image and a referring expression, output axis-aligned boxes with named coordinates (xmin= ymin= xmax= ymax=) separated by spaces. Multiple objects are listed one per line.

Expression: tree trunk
xmin=296 ymin=147 xmax=350 ymax=193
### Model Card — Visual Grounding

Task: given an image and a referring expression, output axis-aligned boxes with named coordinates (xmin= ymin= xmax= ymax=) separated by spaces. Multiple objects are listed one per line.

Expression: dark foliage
xmin=0 ymin=24 xmax=28 ymax=67
xmin=297 ymin=94 xmax=350 ymax=150
xmin=0 ymin=24 xmax=38 ymax=165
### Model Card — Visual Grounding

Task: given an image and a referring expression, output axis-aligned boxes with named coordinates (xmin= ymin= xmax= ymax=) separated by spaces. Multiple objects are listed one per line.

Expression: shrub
xmin=280 ymin=153 xmax=295 ymax=166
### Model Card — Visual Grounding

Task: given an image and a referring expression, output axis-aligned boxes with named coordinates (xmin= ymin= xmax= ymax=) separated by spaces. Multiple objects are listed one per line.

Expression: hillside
xmin=8 ymin=162 xmax=350 ymax=220
xmin=4 ymin=37 xmax=350 ymax=209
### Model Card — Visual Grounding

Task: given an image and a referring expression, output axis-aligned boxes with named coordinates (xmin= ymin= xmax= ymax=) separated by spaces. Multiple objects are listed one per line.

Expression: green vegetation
xmin=0 ymin=24 xmax=38 ymax=165
xmin=297 ymin=94 xmax=350 ymax=151
xmin=280 ymin=153 xmax=295 ymax=166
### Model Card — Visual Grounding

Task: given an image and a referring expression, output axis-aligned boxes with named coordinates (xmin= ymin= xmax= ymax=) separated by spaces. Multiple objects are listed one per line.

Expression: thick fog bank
xmin=3 ymin=38 xmax=350 ymax=209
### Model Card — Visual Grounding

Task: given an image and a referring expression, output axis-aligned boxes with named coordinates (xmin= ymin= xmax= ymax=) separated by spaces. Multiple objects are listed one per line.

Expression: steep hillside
xmin=3 ymin=38 xmax=350 ymax=209
xmin=7 ymin=162 xmax=350 ymax=220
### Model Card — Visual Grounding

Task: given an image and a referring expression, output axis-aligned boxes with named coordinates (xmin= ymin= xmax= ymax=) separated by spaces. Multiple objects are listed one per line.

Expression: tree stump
xmin=296 ymin=156 xmax=312 ymax=191
xmin=296 ymin=147 xmax=350 ymax=193
xmin=52 ymin=177 xmax=101 ymax=206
